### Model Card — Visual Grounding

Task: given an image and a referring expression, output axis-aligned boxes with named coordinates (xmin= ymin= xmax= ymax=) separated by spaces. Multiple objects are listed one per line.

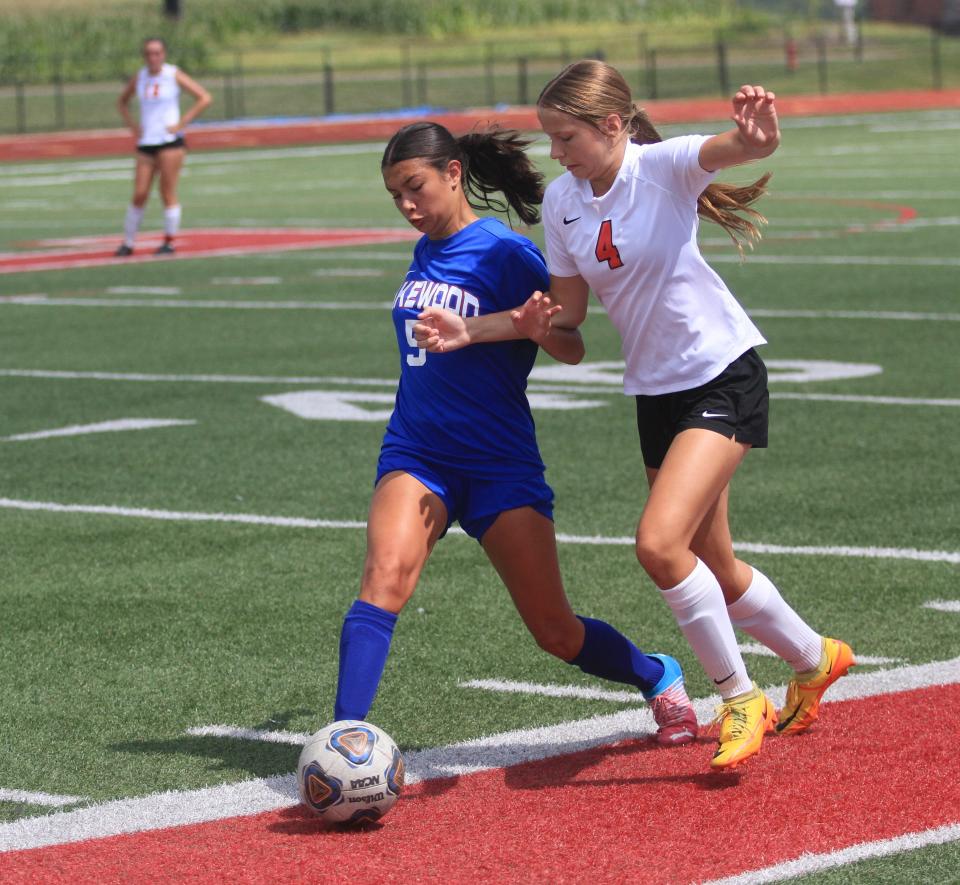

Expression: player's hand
xmin=414 ymin=307 xmax=470 ymax=353
xmin=731 ymin=85 xmax=779 ymax=152
xmin=510 ymin=291 xmax=561 ymax=345
xmin=166 ymin=122 xmax=181 ymax=134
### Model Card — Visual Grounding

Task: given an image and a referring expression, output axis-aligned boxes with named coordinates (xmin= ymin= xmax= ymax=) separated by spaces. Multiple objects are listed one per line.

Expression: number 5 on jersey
xmin=595 ymin=219 xmax=624 ymax=270
xmin=404 ymin=318 xmax=426 ymax=366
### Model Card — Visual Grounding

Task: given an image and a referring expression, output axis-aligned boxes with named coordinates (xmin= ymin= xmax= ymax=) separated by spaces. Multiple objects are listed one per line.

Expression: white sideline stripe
xmin=460 ymin=679 xmax=641 ymax=704
xmin=185 ymin=725 xmax=311 ymax=745
xmin=923 ymin=600 xmax=960 ymax=613
xmin=4 ymin=297 xmax=959 ymax=323
xmin=773 ymin=392 xmax=960 ymax=408
xmin=0 ymin=499 xmax=366 ymax=531
xmin=707 ymin=254 xmax=960 ymax=267
xmin=0 ymin=296 xmax=393 ymax=311
xmin=0 ymin=789 xmax=87 ymax=808
xmin=700 ymin=822 xmax=960 ymax=885
xmin=2 ymin=369 xmax=959 ymax=410
xmin=2 ymin=656 xmax=957 ymax=853
xmin=747 ymin=308 xmax=960 ymax=322
xmin=0 ymin=369 xmax=395 ymax=387
xmin=737 ymin=642 xmax=901 ymax=666
xmin=3 ymin=418 xmax=195 ymax=442
xmin=210 ymin=277 xmax=281 ymax=285
xmin=0 ymin=498 xmax=957 ymax=564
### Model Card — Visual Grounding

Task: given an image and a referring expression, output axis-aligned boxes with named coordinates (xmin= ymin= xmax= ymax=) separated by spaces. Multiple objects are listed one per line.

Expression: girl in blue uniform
xmin=334 ymin=122 xmax=699 ymax=746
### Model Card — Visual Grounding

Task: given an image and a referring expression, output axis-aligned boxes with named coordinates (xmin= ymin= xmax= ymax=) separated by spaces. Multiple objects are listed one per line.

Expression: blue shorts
xmin=375 ymin=451 xmax=554 ymax=542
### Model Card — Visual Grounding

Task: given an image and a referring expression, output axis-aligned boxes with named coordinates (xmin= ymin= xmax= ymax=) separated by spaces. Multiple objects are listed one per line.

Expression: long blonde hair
xmin=538 ymin=59 xmax=770 ymax=252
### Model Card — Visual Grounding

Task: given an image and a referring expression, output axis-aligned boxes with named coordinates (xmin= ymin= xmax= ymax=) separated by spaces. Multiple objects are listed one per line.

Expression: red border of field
xmin=2 ymin=89 xmax=959 ymax=162
xmin=2 ymin=684 xmax=959 ymax=884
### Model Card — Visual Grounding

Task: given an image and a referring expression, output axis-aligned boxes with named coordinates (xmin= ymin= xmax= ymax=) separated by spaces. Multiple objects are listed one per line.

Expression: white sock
xmin=727 ymin=567 xmax=823 ymax=673
xmin=163 ymin=204 xmax=182 ymax=237
xmin=123 ymin=205 xmax=145 ymax=247
xmin=660 ymin=558 xmax=752 ymax=699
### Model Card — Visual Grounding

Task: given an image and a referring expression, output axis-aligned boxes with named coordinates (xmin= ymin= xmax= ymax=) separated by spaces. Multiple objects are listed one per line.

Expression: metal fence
xmin=1 ymin=28 xmax=957 ymax=135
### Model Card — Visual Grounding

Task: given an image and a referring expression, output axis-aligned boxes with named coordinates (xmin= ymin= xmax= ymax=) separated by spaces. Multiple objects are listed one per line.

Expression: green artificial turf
xmin=0 ymin=109 xmax=958 ymax=879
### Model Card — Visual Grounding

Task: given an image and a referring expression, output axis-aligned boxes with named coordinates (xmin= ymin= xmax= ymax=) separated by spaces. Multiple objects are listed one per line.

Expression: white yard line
xmin=737 ymin=642 xmax=901 ymax=666
xmin=700 ymin=822 xmax=960 ymax=885
xmin=923 ymin=600 xmax=960 ymax=613
xmin=3 ymin=298 xmax=959 ymax=323
xmin=773 ymin=392 xmax=960 ymax=408
xmin=459 ymin=679 xmax=641 ymax=704
xmin=0 ymin=497 xmax=958 ymax=564
xmin=0 ymin=789 xmax=87 ymax=808
xmin=2 ymin=655 xmax=957 ymax=853
xmin=185 ymin=725 xmax=311 ymax=746
xmin=3 ymin=418 xmax=196 ymax=443
xmin=707 ymin=254 xmax=960 ymax=267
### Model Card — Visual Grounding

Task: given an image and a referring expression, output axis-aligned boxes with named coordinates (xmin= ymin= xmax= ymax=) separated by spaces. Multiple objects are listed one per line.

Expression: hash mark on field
xmin=2 ymin=418 xmax=196 ymax=442
xmin=185 ymin=725 xmax=310 ymax=745
xmin=0 ymin=789 xmax=87 ymax=808
xmin=106 ymin=286 xmax=182 ymax=296
xmin=312 ymin=268 xmax=385 ymax=277
xmin=738 ymin=642 xmax=901 ymax=666
xmin=210 ymin=277 xmax=281 ymax=285
xmin=923 ymin=600 xmax=960 ymax=613
xmin=701 ymin=822 xmax=960 ymax=885
xmin=459 ymin=679 xmax=641 ymax=704
xmin=0 ymin=296 xmax=392 ymax=311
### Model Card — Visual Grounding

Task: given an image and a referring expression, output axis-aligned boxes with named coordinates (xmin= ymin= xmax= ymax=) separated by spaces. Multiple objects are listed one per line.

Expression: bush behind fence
xmin=1 ymin=29 xmax=956 ymax=136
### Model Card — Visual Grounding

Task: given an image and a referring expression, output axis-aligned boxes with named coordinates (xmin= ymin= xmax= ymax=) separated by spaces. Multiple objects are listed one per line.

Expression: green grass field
xmin=1 ymin=109 xmax=959 ymax=880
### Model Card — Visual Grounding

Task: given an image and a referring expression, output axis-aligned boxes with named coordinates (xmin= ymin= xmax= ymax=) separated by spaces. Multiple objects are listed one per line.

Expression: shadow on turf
xmin=110 ymin=709 xmax=312 ymax=779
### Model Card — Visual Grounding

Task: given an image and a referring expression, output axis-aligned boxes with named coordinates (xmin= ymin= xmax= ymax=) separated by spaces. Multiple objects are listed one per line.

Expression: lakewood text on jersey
xmin=392 ymin=279 xmax=480 ymax=318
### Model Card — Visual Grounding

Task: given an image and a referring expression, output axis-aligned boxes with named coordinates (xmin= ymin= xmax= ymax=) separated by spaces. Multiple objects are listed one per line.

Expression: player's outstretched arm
xmin=413 ymin=290 xmax=584 ymax=364
xmin=699 ymin=84 xmax=780 ymax=172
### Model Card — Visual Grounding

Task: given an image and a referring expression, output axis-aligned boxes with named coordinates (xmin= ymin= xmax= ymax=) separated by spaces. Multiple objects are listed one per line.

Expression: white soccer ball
xmin=297 ymin=720 xmax=404 ymax=824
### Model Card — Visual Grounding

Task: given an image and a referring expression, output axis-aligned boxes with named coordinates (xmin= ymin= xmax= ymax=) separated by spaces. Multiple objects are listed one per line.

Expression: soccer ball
xmin=297 ymin=720 xmax=404 ymax=824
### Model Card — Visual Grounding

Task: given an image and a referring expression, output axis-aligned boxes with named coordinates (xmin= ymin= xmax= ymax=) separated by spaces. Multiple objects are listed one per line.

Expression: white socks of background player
xmin=660 ymin=557 xmax=752 ymax=699
xmin=163 ymin=204 xmax=182 ymax=238
xmin=727 ymin=567 xmax=823 ymax=673
xmin=122 ymin=204 xmax=145 ymax=247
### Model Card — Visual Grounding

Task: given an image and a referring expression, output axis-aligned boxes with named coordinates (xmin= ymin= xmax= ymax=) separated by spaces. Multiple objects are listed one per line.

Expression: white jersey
xmin=136 ymin=63 xmax=181 ymax=147
xmin=543 ymin=135 xmax=766 ymax=396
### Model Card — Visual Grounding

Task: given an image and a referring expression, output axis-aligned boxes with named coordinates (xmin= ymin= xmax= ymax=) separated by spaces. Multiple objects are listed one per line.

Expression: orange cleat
xmin=776 ymin=637 xmax=856 ymax=735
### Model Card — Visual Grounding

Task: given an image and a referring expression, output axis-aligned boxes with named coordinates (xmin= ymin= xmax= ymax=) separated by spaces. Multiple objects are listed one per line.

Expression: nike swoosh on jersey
xmin=702 ymin=411 xmax=729 ymax=418
xmin=562 ymin=216 xmax=581 ymax=225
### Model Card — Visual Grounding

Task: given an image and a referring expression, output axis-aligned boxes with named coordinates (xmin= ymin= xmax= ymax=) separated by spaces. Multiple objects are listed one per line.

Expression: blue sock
xmin=334 ymin=599 xmax=398 ymax=721
xmin=569 ymin=616 xmax=665 ymax=694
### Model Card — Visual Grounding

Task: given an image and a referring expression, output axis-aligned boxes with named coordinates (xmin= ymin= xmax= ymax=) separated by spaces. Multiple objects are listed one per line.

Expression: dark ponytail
xmin=381 ymin=122 xmax=543 ymax=225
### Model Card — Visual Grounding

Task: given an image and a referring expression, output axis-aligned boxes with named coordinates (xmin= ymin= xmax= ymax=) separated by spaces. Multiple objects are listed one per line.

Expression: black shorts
xmin=137 ymin=137 xmax=186 ymax=156
xmin=635 ymin=348 xmax=769 ymax=469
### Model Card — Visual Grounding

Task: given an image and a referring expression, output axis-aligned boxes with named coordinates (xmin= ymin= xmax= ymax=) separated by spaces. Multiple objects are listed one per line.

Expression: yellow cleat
xmin=709 ymin=683 xmax=777 ymax=770
xmin=776 ymin=637 xmax=856 ymax=735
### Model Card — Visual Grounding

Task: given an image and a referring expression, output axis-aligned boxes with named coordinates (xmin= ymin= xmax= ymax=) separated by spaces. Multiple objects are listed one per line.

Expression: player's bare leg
xmin=360 ymin=470 xmax=447 ymax=613
xmin=483 ymin=506 xmax=698 ymax=746
xmin=156 ymin=146 xmax=185 ymax=253
xmin=116 ymin=154 xmax=156 ymax=255
xmin=334 ymin=471 xmax=447 ymax=721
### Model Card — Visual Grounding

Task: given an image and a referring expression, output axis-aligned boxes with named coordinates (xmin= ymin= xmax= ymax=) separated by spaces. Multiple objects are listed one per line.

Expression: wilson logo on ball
xmin=329 ymin=725 xmax=377 ymax=765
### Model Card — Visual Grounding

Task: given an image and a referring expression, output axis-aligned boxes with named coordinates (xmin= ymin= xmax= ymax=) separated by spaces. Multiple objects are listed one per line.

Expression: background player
xmin=115 ymin=37 xmax=211 ymax=256
xmin=414 ymin=62 xmax=855 ymax=771
xmin=334 ymin=121 xmax=699 ymax=747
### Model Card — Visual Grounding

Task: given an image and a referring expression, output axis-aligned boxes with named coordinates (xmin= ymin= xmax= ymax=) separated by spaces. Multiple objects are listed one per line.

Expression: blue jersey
xmin=382 ymin=218 xmax=550 ymax=480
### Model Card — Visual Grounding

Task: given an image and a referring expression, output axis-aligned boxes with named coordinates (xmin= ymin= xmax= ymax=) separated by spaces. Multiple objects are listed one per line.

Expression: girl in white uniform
xmin=115 ymin=37 xmax=211 ymax=255
xmin=413 ymin=60 xmax=854 ymax=771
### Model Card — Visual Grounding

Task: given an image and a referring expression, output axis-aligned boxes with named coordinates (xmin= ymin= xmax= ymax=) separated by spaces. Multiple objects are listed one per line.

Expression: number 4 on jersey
xmin=595 ymin=220 xmax=624 ymax=269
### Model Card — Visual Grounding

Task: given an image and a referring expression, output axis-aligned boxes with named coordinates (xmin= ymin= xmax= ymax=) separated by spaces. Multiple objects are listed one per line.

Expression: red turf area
xmin=3 ymin=684 xmax=959 ymax=884
xmin=0 ymin=228 xmax=418 ymax=274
